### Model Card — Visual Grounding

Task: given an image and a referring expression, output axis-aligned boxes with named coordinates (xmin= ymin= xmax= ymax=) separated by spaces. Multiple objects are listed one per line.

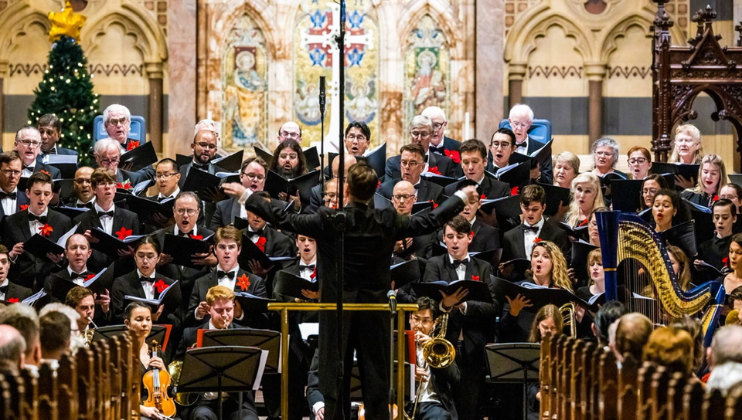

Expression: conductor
xmin=244 ymin=162 xmax=479 ymax=420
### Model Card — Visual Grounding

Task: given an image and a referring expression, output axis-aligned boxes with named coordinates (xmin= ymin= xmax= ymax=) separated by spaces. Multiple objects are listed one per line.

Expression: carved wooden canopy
xmin=652 ymin=0 xmax=742 ymax=163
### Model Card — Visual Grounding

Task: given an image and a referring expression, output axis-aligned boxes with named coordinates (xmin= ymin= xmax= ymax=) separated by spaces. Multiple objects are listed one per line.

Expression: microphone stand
xmin=319 ymin=76 xmax=326 ymax=195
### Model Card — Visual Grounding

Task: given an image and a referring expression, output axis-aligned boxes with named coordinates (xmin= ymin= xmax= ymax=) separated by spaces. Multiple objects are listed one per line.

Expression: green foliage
xmin=28 ymin=35 xmax=99 ymax=165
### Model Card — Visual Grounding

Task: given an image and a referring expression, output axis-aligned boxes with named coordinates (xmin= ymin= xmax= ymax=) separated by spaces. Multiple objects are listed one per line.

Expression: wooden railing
xmin=0 ymin=332 xmax=139 ymax=420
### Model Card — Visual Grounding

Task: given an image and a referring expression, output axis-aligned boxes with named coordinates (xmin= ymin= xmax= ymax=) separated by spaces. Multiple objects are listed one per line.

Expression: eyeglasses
xmin=1 ymin=170 xmax=21 ymax=177
xmin=279 ymin=153 xmax=298 ymax=160
xmin=400 ymin=160 xmax=421 ymax=168
xmin=432 ymin=122 xmax=445 ymax=130
xmin=175 ymin=208 xmax=199 ymax=216
xmin=18 ymin=139 xmax=41 ymax=148
xmin=74 ymin=178 xmax=91 ymax=184
xmin=195 ymin=142 xmax=217 ymax=150
xmin=393 ymin=194 xmax=416 ymax=201
xmin=280 ymin=131 xmax=300 ymax=139
xmin=98 ymin=158 xmax=120 ymax=165
xmin=490 ymin=141 xmax=512 ymax=149
xmin=595 ymin=152 xmax=614 ymax=157
xmin=721 ymin=194 xmax=739 ymax=200
xmin=155 ymin=173 xmax=178 ymax=180
xmin=410 ymin=131 xmax=431 ymax=138
xmin=510 ymin=121 xmax=530 ymax=128
xmin=107 ymin=118 xmax=129 ymax=126
xmin=346 ymin=134 xmax=367 ymax=142
xmin=642 ymin=188 xmax=658 ymax=195
xmin=629 ymin=158 xmax=648 ymax=165
xmin=242 ymin=173 xmax=265 ymax=181
xmin=135 ymin=253 xmax=157 ymax=261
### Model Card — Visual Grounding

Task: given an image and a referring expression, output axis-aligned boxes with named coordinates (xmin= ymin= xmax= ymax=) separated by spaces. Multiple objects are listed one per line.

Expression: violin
xmin=142 ymin=340 xmax=176 ymax=418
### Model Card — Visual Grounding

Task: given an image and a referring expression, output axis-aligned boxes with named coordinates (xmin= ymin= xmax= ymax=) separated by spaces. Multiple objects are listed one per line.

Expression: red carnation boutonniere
xmin=115 ymin=226 xmax=133 ymax=240
xmin=470 ymin=230 xmax=476 ymax=238
xmin=126 ymin=140 xmax=140 ymax=151
xmin=40 ymin=170 xmax=50 ymax=176
xmin=428 ymin=166 xmax=441 ymax=175
xmin=713 ymin=195 xmax=720 ymax=202
xmin=85 ymin=273 xmax=96 ymax=281
xmin=723 ymin=257 xmax=729 ymax=266
xmin=428 ymin=200 xmax=439 ymax=209
xmin=20 ymin=204 xmax=29 ymax=211
xmin=6 ymin=297 xmax=18 ymax=303
xmin=237 ymin=274 xmax=251 ymax=291
xmin=578 ymin=219 xmax=589 ymax=227
xmin=256 ymin=237 xmax=267 ymax=252
xmin=534 ymin=237 xmax=543 ymax=244
xmin=480 ymin=194 xmax=487 ymax=200
xmin=190 ymin=234 xmax=203 ymax=240
xmin=444 ymin=149 xmax=461 ymax=164
xmin=510 ymin=186 xmax=520 ymax=196
xmin=116 ymin=180 xmax=132 ymax=190
xmin=377 ymin=181 xmax=381 ymax=189
xmin=39 ymin=223 xmax=53 ymax=237
xmin=471 ymin=275 xmax=480 ymax=281
xmin=153 ymin=279 xmax=168 ymax=294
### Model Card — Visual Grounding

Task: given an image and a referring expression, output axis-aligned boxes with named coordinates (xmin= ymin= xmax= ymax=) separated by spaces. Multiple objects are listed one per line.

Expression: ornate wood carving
xmin=652 ymin=0 xmax=742 ymax=162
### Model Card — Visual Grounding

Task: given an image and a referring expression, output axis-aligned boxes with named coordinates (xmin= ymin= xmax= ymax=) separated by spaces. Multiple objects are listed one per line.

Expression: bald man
xmin=391 ymin=180 xmax=437 ymax=263
xmin=613 ymin=313 xmax=653 ymax=363
xmin=66 ymin=166 xmax=95 ymax=208
xmin=306 ymin=154 xmax=357 ymax=214
xmin=277 ymin=122 xmax=302 ymax=145
xmin=0 ymin=324 xmax=26 ymax=374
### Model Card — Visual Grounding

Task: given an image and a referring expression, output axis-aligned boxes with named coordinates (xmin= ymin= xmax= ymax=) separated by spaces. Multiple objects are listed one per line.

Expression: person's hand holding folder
xmin=440 ymin=287 xmax=469 ymax=310
xmin=506 ymin=293 xmax=533 ymax=316
xmin=95 ymin=289 xmax=111 ymax=314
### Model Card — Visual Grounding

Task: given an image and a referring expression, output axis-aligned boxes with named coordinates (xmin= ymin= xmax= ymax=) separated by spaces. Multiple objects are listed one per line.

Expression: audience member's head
xmin=0 ymin=324 xmax=26 ymax=374
xmin=0 ymin=303 xmax=41 ymax=367
xmin=613 ymin=312 xmax=653 ymax=363
xmin=671 ymin=315 xmax=704 ymax=372
xmin=643 ymin=326 xmax=695 ymax=377
xmin=39 ymin=311 xmax=71 ymax=361
xmin=592 ymin=301 xmax=628 ymax=346
xmin=708 ymin=325 xmax=742 ymax=368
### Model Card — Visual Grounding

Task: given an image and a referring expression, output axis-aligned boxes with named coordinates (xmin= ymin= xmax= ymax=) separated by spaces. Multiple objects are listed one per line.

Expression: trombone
xmin=84 ymin=316 xmax=97 ymax=346
xmin=559 ymin=302 xmax=577 ymax=338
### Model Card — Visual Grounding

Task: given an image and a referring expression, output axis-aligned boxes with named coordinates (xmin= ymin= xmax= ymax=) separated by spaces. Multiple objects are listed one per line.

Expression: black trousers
xmin=453 ymin=340 xmax=485 ymax=420
xmin=416 ymin=402 xmax=451 ymax=420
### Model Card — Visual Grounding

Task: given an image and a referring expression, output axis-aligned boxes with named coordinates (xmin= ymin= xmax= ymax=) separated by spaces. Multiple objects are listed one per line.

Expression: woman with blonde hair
xmin=681 ymin=154 xmax=727 ymax=207
xmin=565 ymin=173 xmax=605 ymax=227
xmin=669 ymin=124 xmax=704 ymax=189
xmin=553 ymin=151 xmax=580 ymax=189
xmin=576 ymin=248 xmax=605 ymax=301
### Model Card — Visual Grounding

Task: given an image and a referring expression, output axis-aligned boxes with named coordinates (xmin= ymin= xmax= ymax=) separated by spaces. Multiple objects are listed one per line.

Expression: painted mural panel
xmin=222 ymin=15 xmax=268 ymax=147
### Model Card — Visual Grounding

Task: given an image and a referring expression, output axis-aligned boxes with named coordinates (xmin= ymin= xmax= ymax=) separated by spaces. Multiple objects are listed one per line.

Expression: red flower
xmin=480 ymin=194 xmax=486 ymax=200
xmin=471 ymin=275 xmax=480 ymax=281
xmin=20 ymin=204 xmax=28 ymax=211
xmin=85 ymin=273 xmax=96 ymax=281
xmin=256 ymin=237 xmax=267 ymax=252
xmin=723 ymin=257 xmax=729 ymax=265
xmin=115 ymin=227 xmax=133 ymax=240
xmin=39 ymin=223 xmax=53 ymax=237
xmin=377 ymin=181 xmax=381 ymax=189
xmin=237 ymin=274 xmax=251 ymax=291
xmin=444 ymin=149 xmax=461 ymax=164
xmin=190 ymin=234 xmax=203 ymax=240
xmin=578 ymin=219 xmax=589 ymax=227
xmin=713 ymin=195 xmax=720 ymax=202
xmin=153 ymin=279 xmax=168 ymax=294
xmin=6 ymin=297 xmax=18 ymax=303
xmin=40 ymin=170 xmax=50 ymax=176
xmin=428 ymin=200 xmax=439 ymax=209
xmin=116 ymin=180 xmax=132 ymax=190
xmin=428 ymin=166 xmax=441 ymax=175
xmin=470 ymin=230 xmax=476 ymax=238
xmin=534 ymin=237 xmax=543 ymax=243
xmin=510 ymin=186 xmax=519 ymax=196
xmin=126 ymin=140 xmax=140 ymax=151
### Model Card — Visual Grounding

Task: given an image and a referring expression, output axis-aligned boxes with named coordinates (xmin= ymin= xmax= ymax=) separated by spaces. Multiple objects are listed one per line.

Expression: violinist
xmin=124 ymin=301 xmax=170 ymax=420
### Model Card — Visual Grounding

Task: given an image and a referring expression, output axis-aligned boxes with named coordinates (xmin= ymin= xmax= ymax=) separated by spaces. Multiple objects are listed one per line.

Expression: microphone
xmin=387 ymin=289 xmax=397 ymax=315
xmin=319 ymin=76 xmax=326 ymax=114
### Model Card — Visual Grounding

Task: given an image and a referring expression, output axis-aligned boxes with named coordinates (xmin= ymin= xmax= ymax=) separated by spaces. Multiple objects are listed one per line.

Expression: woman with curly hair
xmin=565 ymin=172 xmax=605 ymax=227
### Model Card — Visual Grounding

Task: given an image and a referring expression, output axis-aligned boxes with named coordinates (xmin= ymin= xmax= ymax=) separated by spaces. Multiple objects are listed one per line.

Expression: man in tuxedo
xmin=36 ymin=114 xmax=78 ymax=160
xmin=344 ymin=121 xmax=371 ymax=157
xmin=65 ymin=167 xmax=95 ymax=209
xmin=14 ymin=127 xmax=61 ymax=179
xmin=178 ymin=129 xmax=225 ymax=187
xmin=42 ymin=233 xmax=110 ymax=301
xmin=487 ymin=128 xmax=517 ymax=172
xmin=212 ymin=156 xmax=267 ymax=229
xmin=142 ymin=158 xmax=181 ymax=231
xmin=421 ymin=216 xmax=497 ymax=420
xmin=0 ymin=151 xmax=28 ymax=223
xmin=422 ymin=106 xmax=462 ymax=177
xmin=2 ymin=172 xmax=72 ymax=290
xmin=441 ymin=183 xmax=499 ymax=253
xmin=379 ymin=143 xmax=443 ymax=203
xmin=500 ymin=184 xmax=570 ymax=277
xmin=508 ymin=104 xmax=553 ymax=184
xmin=102 ymin=104 xmax=141 ymax=152
xmin=0 ymin=245 xmax=33 ymax=303
xmin=64 ymin=285 xmax=111 ymax=334
xmin=154 ymin=191 xmax=216 ymax=309
xmin=74 ymin=168 xmax=140 ymax=273
xmin=176 ymin=285 xmax=260 ymax=420
xmin=385 ymin=116 xmax=456 ymax=180
xmin=445 ymin=139 xmax=510 ymax=200
xmin=244 ymin=162 xmax=479 ymax=420
xmin=243 ymin=191 xmax=296 ymax=255
xmin=187 ymin=226 xmax=266 ymax=329
xmin=391 ymin=181 xmax=436 ymax=261
xmin=93 ymin=138 xmax=147 ymax=187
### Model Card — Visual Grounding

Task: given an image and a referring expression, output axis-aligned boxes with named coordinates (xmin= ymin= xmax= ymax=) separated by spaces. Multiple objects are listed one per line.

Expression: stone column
xmin=0 ymin=61 xmax=6 ymax=140
xmin=167 ymin=0 xmax=197 ymax=156
xmin=476 ymin=0 xmax=504 ymax=136
xmin=508 ymin=63 xmax=527 ymax=109
xmin=585 ymin=63 xmax=607 ymax=143
xmin=145 ymin=62 xmax=163 ymax=153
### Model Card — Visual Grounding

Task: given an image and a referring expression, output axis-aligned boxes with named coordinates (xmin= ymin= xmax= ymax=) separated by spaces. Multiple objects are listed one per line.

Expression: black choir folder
xmin=651 ymin=162 xmax=700 ymax=182
xmin=273 ymin=271 xmax=319 ymax=299
xmin=412 ymin=280 xmax=493 ymax=304
xmin=123 ymin=280 xmax=179 ymax=311
xmin=122 ymin=195 xmax=175 ymax=217
xmin=492 ymin=278 xmax=600 ymax=312
xmin=263 ymin=169 xmax=321 ymax=202
xmin=47 ymin=267 xmax=112 ymax=301
xmin=162 ymin=233 xmax=214 ymax=268
xmin=181 ymin=168 xmax=238 ymax=202
xmin=88 ymin=227 xmax=146 ymax=257
xmin=24 ymin=222 xmax=80 ymax=261
xmin=120 ymin=141 xmax=158 ymax=172
xmin=234 ymin=292 xmax=275 ymax=313
xmin=538 ymin=183 xmax=570 ymax=217
xmin=212 ymin=150 xmax=244 ymax=172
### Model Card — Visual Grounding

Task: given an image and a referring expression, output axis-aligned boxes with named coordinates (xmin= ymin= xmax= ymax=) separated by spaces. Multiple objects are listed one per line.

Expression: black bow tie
xmin=429 ymin=145 xmax=443 ymax=154
xmin=217 ymin=270 xmax=235 ymax=280
xmin=22 ymin=164 xmax=34 ymax=171
xmin=45 ymin=147 xmax=57 ymax=155
xmin=71 ymin=271 xmax=89 ymax=279
xmin=140 ymin=277 xmax=154 ymax=284
xmin=249 ymin=229 xmax=265 ymax=237
xmin=179 ymin=230 xmax=194 ymax=237
xmin=192 ymin=161 xmax=209 ymax=170
xmin=0 ymin=191 xmax=17 ymax=200
xmin=515 ymin=142 xmax=527 ymax=149
xmin=28 ymin=213 xmax=48 ymax=223
xmin=452 ymin=259 xmax=469 ymax=268
xmin=300 ymin=264 xmax=315 ymax=271
xmin=77 ymin=201 xmax=94 ymax=209
xmin=157 ymin=196 xmax=169 ymax=202
xmin=413 ymin=183 xmax=420 ymax=190
xmin=0 ymin=285 xmax=7 ymax=294
xmin=97 ymin=211 xmax=114 ymax=218
xmin=521 ymin=224 xmax=539 ymax=233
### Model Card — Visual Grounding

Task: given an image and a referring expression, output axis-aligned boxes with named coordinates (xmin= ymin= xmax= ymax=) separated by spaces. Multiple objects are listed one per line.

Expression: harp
xmin=597 ymin=211 xmax=725 ymax=346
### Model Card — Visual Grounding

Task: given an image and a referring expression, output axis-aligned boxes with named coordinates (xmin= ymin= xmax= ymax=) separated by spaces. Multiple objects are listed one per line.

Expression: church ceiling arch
xmin=0 ymin=4 xmax=50 ymax=63
xmin=506 ymin=13 xmax=594 ymax=64
xmin=209 ymin=0 xmax=279 ymax=60
xmin=398 ymin=0 xmax=461 ymax=60
xmin=83 ymin=5 xmax=168 ymax=64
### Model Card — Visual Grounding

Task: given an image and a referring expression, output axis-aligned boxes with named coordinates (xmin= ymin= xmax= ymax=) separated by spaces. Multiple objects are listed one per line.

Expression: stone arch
xmin=398 ymin=0 xmax=460 ymax=60
xmin=209 ymin=0 xmax=279 ymax=60
xmin=83 ymin=4 xmax=168 ymax=64
xmin=505 ymin=12 xmax=594 ymax=64
xmin=599 ymin=13 xmax=685 ymax=62
xmin=0 ymin=3 xmax=50 ymax=63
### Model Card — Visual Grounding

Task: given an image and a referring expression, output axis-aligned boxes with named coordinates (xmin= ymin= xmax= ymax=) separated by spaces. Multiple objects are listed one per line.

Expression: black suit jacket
xmin=242 ymin=225 xmax=296 ymax=258
xmin=186 ymin=268 xmax=267 ymax=328
xmin=501 ymin=220 xmax=571 ymax=263
xmin=114 ymin=168 xmax=146 ymax=186
xmin=1 ymin=209 xmax=72 ymax=290
xmin=110 ymin=270 xmax=182 ymax=327
xmin=42 ymin=268 xmax=112 ymax=326
xmin=430 ymin=136 xmax=463 ymax=178
xmin=378 ymin=179 xmax=444 ymax=204
xmin=0 ymin=190 xmax=29 ymax=223
xmin=444 ymin=175 xmax=510 ymax=200
xmin=210 ymin=197 xmax=244 ymax=229
xmin=2 ymin=281 xmax=33 ymax=302
xmin=385 ymin=152 xmax=456 ymax=180
xmin=73 ymin=205 xmax=140 ymax=273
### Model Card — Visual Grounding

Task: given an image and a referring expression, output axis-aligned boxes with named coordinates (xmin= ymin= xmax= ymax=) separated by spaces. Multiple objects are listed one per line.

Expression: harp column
xmin=596 ymin=211 xmax=620 ymax=301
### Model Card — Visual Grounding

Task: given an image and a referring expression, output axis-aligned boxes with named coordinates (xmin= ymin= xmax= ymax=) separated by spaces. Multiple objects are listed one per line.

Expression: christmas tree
xmin=27 ymin=34 xmax=99 ymax=165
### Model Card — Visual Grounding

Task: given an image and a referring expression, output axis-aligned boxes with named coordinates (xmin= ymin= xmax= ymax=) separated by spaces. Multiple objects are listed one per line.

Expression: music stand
xmin=92 ymin=324 xmax=171 ymax=350
xmin=485 ymin=343 xmax=541 ymax=420
xmin=199 ymin=329 xmax=281 ymax=373
xmin=178 ymin=346 xmax=268 ymax=420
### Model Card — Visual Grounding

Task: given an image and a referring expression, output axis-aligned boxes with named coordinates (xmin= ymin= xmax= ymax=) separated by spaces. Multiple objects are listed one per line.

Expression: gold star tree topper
xmin=48 ymin=1 xmax=87 ymax=42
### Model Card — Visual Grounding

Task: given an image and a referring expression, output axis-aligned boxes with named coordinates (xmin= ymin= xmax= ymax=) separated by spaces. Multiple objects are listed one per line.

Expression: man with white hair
xmin=14 ymin=127 xmax=62 ymax=179
xmin=706 ymin=325 xmax=742 ymax=394
xmin=506 ymin=104 xmax=553 ymax=184
xmin=385 ymin=115 xmax=456 ymax=180
xmin=422 ymin=106 xmax=462 ymax=173
xmin=102 ymin=104 xmax=141 ymax=152
xmin=0 ymin=303 xmax=41 ymax=371
xmin=93 ymin=138 xmax=147 ymax=186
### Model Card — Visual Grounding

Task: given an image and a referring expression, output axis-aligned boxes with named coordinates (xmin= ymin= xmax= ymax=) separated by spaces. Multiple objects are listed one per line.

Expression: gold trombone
xmin=83 ymin=316 xmax=97 ymax=346
xmin=559 ymin=302 xmax=577 ymax=338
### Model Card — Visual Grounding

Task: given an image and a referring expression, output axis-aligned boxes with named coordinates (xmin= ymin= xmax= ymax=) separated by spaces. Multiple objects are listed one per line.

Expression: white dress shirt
xmin=67 ymin=265 xmax=90 ymax=286
xmin=137 ymin=269 xmax=156 ymax=300
xmin=0 ymin=279 xmax=8 ymax=301
xmin=94 ymin=202 xmax=116 ymax=235
xmin=299 ymin=259 xmax=318 ymax=281
xmin=174 ymin=224 xmax=197 ymax=237
xmin=523 ymin=217 xmax=545 ymax=259
xmin=27 ymin=209 xmax=49 ymax=236
xmin=216 ymin=265 xmax=238 ymax=290
xmin=448 ymin=254 xmax=468 ymax=281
